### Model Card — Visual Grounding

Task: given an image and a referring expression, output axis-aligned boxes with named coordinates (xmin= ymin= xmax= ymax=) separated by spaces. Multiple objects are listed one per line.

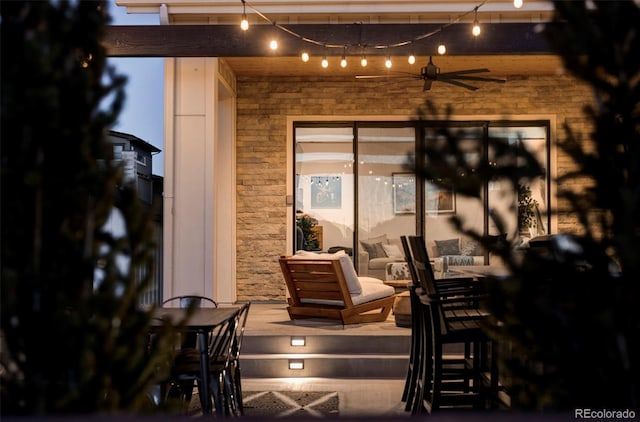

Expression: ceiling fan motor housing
xmin=422 ymin=64 xmax=440 ymax=80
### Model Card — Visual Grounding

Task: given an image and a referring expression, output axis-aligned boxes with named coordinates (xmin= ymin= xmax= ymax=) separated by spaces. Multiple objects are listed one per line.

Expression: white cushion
xmin=358 ymin=276 xmax=384 ymax=284
xmin=291 ymin=250 xmax=362 ymax=294
xmin=301 ymin=277 xmax=395 ymax=306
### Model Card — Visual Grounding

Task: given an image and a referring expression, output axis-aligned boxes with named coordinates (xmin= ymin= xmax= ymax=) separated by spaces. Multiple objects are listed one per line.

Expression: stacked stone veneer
xmin=235 ymin=74 xmax=595 ymax=301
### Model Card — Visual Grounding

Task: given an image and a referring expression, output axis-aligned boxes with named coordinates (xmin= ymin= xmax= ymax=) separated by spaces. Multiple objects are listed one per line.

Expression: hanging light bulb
xmin=240 ymin=0 xmax=249 ymax=31
xmin=385 ymin=55 xmax=392 ymax=69
xmin=321 ymin=56 xmax=329 ymax=68
xmin=360 ymin=55 xmax=367 ymax=67
xmin=270 ymin=38 xmax=278 ymax=50
xmin=301 ymin=51 xmax=310 ymax=62
xmin=408 ymin=54 xmax=416 ymax=65
xmin=340 ymin=55 xmax=347 ymax=68
xmin=513 ymin=0 xmax=523 ymax=8
xmin=437 ymin=28 xmax=446 ymax=55
xmin=472 ymin=8 xmax=481 ymax=37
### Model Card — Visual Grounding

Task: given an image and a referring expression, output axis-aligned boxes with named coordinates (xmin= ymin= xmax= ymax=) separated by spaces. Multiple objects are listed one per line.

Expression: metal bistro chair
xmin=169 ymin=307 xmax=240 ymax=416
xmin=161 ymin=295 xmax=218 ymax=409
xmin=225 ymin=302 xmax=251 ymax=416
xmin=162 ymin=295 xmax=218 ymax=309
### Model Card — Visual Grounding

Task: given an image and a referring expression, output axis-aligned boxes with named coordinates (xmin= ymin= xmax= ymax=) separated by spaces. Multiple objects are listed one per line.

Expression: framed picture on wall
xmin=393 ymin=173 xmax=416 ymax=214
xmin=311 ymin=175 xmax=342 ymax=209
xmin=426 ymin=181 xmax=456 ymax=213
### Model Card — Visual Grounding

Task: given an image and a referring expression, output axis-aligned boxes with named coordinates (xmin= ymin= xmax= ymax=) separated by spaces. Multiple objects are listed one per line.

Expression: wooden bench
xmin=279 ymin=256 xmax=396 ymax=325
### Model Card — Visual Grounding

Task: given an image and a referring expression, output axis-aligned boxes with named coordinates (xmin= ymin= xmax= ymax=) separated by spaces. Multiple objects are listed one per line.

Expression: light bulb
xmin=270 ymin=39 xmax=278 ymax=50
xmin=472 ymin=8 xmax=481 ymax=37
xmin=408 ymin=54 xmax=416 ymax=65
xmin=240 ymin=15 xmax=249 ymax=31
xmin=301 ymin=52 xmax=309 ymax=62
xmin=385 ymin=56 xmax=392 ymax=68
xmin=340 ymin=56 xmax=347 ymax=68
xmin=472 ymin=21 xmax=481 ymax=36
xmin=361 ymin=55 xmax=367 ymax=67
xmin=514 ymin=0 xmax=523 ymax=8
xmin=438 ymin=44 xmax=446 ymax=55
xmin=321 ymin=57 xmax=328 ymax=68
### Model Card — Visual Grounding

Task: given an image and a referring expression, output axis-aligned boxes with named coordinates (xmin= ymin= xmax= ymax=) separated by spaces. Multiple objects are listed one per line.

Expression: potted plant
xmin=296 ymin=212 xmax=319 ymax=250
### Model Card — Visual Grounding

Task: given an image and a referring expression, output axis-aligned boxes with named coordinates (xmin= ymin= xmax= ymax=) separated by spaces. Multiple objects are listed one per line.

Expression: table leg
xmin=198 ymin=330 xmax=212 ymax=415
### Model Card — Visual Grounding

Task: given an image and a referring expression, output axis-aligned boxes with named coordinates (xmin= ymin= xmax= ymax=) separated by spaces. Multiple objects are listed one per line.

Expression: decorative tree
xmin=1 ymin=1 xmax=182 ymax=415
xmin=414 ymin=0 xmax=639 ymax=411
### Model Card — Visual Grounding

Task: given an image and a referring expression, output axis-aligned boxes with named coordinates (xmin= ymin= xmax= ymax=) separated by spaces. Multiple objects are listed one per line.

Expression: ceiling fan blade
xmin=356 ymin=71 xmax=420 ymax=79
xmin=439 ymin=68 xmax=490 ymax=77
xmin=355 ymin=75 xmax=396 ymax=79
xmin=442 ymin=75 xmax=506 ymax=83
xmin=437 ymin=78 xmax=479 ymax=91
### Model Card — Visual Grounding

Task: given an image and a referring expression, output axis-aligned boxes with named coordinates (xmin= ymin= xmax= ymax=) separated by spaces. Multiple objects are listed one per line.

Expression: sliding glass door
xmin=293 ymin=120 xmax=551 ymax=272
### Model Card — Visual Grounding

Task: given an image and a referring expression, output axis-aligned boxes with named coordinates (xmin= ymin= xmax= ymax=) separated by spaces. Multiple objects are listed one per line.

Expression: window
xmin=293 ymin=120 xmax=551 ymax=271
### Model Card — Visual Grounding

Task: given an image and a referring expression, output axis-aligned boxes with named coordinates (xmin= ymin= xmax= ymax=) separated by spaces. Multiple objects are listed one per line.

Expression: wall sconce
xmin=290 ymin=336 xmax=306 ymax=346
xmin=288 ymin=359 xmax=304 ymax=370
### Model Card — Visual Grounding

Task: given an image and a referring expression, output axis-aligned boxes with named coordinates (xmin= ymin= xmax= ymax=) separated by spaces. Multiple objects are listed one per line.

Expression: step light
xmin=290 ymin=336 xmax=306 ymax=346
xmin=288 ymin=359 xmax=305 ymax=370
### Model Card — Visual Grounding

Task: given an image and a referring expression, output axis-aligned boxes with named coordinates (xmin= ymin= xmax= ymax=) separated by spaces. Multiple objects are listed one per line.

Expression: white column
xmin=163 ymin=57 xmax=236 ymax=303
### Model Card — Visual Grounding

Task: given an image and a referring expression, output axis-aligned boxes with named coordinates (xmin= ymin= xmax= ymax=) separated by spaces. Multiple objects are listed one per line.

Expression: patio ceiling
xmin=109 ymin=0 xmax=564 ymax=77
xmin=104 ymin=24 xmax=564 ymax=77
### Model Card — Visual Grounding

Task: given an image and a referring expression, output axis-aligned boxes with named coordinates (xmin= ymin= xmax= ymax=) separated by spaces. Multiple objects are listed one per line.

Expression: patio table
xmin=152 ymin=306 xmax=240 ymax=415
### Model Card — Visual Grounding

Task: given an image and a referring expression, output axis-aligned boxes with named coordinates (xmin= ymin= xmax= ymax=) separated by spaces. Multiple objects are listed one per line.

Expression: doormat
xmin=187 ymin=390 xmax=339 ymax=418
xmin=242 ymin=391 xmax=339 ymax=418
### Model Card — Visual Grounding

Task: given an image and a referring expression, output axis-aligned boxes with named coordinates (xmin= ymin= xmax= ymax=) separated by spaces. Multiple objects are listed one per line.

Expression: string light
xmin=472 ymin=7 xmax=481 ymax=36
xmin=239 ymin=0 xmax=488 ymax=69
xmin=513 ymin=0 xmax=523 ymax=8
xmin=385 ymin=55 xmax=392 ymax=68
xmin=321 ymin=56 xmax=329 ymax=68
xmin=240 ymin=0 xmax=249 ymax=30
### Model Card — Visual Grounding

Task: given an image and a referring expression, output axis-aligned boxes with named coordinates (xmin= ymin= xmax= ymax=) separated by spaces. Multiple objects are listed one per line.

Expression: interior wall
xmin=235 ymin=75 xmax=594 ymax=302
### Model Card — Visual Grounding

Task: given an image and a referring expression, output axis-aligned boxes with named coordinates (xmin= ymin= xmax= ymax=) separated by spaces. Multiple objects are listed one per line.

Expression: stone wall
xmin=235 ymin=75 xmax=594 ymax=301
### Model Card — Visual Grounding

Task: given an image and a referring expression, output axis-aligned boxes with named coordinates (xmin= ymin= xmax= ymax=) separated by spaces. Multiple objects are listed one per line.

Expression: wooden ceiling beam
xmin=103 ymin=23 xmax=552 ymax=57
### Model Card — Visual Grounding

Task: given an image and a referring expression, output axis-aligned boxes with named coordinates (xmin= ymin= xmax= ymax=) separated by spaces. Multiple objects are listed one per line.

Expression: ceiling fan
xmin=356 ymin=56 xmax=506 ymax=91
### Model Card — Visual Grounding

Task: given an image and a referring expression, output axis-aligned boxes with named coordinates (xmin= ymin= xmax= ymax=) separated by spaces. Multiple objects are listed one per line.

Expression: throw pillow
xmin=460 ymin=239 xmax=482 ymax=256
xmin=360 ymin=236 xmax=388 ymax=259
xmin=382 ymin=243 xmax=403 ymax=258
xmin=435 ymin=238 xmax=460 ymax=256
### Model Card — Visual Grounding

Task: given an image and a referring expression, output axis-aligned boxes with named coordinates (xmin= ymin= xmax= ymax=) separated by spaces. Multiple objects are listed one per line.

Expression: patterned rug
xmin=243 ymin=391 xmax=339 ymax=418
xmin=188 ymin=390 xmax=339 ymax=418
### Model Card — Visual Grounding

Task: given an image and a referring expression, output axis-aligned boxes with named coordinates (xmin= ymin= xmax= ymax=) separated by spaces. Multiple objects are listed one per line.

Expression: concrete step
xmin=240 ymin=333 xmax=410 ymax=379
